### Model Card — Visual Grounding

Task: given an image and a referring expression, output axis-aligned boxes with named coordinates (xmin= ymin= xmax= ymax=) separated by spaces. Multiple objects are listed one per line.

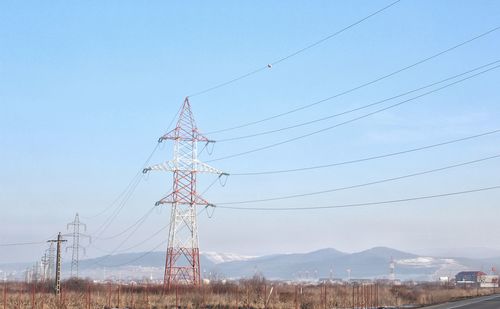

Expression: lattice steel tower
xmin=144 ymin=97 xmax=226 ymax=289
xmin=46 ymin=242 xmax=55 ymax=281
xmin=65 ymin=213 xmax=91 ymax=278
xmin=389 ymin=256 xmax=396 ymax=281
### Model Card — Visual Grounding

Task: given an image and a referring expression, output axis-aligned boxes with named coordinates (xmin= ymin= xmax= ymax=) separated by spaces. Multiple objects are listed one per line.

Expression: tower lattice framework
xmin=46 ymin=242 xmax=55 ymax=281
xmin=144 ymin=97 xmax=226 ymax=289
xmin=65 ymin=213 xmax=91 ymax=278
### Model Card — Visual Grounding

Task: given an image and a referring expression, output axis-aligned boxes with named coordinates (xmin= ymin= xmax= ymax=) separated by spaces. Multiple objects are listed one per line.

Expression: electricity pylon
xmin=65 ymin=213 xmax=91 ymax=278
xmin=144 ymin=97 xmax=227 ymax=289
xmin=389 ymin=256 xmax=396 ymax=281
xmin=41 ymin=253 xmax=49 ymax=282
xmin=46 ymin=242 xmax=55 ymax=281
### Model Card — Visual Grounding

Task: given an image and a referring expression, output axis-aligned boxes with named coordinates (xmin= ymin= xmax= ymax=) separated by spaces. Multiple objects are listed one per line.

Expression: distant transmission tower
xmin=144 ymin=97 xmax=226 ymax=289
xmin=389 ymin=256 xmax=396 ymax=281
xmin=65 ymin=213 xmax=91 ymax=278
xmin=46 ymin=242 xmax=55 ymax=281
xmin=41 ymin=253 xmax=49 ymax=282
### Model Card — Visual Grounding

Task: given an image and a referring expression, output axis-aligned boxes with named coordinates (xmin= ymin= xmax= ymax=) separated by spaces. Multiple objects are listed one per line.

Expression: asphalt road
xmin=423 ymin=294 xmax=500 ymax=309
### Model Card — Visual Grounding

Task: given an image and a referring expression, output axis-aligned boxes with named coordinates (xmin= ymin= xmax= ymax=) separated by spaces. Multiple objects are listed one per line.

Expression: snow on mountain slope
xmin=396 ymin=257 xmax=436 ymax=267
xmin=396 ymin=256 xmax=469 ymax=280
xmin=202 ymin=252 xmax=258 ymax=264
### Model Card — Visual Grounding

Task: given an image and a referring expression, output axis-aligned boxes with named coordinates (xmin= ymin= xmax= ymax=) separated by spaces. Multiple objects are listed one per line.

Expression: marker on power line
xmin=207 ymin=25 xmax=500 ymax=135
xmin=64 ymin=213 xmax=91 ymax=279
xmin=188 ymin=0 xmax=402 ymax=98
xmin=48 ymin=233 xmax=67 ymax=296
xmin=216 ymin=59 xmax=500 ymax=143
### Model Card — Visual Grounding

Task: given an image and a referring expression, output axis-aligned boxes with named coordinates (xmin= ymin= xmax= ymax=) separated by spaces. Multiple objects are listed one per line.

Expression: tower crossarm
xmin=143 ymin=160 xmax=228 ymax=175
xmin=158 ymin=129 xmax=212 ymax=143
xmin=154 ymin=191 xmax=215 ymax=207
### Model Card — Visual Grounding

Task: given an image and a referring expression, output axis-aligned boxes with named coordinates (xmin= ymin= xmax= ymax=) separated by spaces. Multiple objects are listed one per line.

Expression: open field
xmin=1 ymin=278 xmax=498 ymax=309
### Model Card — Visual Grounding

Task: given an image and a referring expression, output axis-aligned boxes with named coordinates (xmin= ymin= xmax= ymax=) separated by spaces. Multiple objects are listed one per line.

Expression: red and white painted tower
xmin=144 ymin=97 xmax=225 ymax=289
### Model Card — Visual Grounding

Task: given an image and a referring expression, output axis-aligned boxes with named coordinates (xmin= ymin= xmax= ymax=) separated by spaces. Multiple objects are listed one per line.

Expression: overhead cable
xmin=218 ymin=154 xmax=500 ymax=205
xmin=208 ymin=25 xmax=500 ymax=134
xmin=231 ymin=129 xmax=500 ymax=176
xmin=218 ymin=59 xmax=500 ymax=142
xmin=215 ymin=185 xmax=500 ymax=211
xmin=188 ymin=0 xmax=402 ymax=98
xmin=207 ymin=64 xmax=500 ymax=162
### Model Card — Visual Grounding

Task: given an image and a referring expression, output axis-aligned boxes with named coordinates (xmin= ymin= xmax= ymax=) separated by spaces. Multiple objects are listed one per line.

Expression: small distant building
xmin=376 ymin=278 xmax=402 ymax=286
xmin=350 ymin=279 xmax=374 ymax=285
xmin=319 ymin=278 xmax=344 ymax=284
xmin=478 ymin=275 xmax=499 ymax=288
xmin=455 ymin=271 xmax=486 ymax=285
xmin=438 ymin=276 xmax=450 ymax=285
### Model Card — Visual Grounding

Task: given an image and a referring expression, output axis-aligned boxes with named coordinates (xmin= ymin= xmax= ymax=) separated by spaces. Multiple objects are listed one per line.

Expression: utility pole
xmin=65 ymin=213 xmax=91 ymax=278
xmin=144 ymin=97 xmax=227 ymax=289
xmin=48 ymin=233 xmax=67 ymax=296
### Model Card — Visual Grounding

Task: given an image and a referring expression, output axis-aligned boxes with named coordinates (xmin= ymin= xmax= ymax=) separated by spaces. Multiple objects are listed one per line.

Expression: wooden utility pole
xmin=47 ymin=233 xmax=67 ymax=296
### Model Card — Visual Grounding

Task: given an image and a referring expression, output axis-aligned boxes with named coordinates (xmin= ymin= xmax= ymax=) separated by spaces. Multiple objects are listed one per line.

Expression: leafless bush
xmin=0 ymin=279 xmax=497 ymax=309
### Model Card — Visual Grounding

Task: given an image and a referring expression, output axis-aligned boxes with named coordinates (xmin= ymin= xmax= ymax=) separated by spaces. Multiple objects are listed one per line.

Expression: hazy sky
xmin=1 ymin=0 xmax=499 ymax=264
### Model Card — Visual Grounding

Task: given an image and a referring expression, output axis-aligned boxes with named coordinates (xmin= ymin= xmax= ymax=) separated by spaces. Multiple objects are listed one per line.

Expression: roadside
xmin=421 ymin=294 xmax=500 ymax=308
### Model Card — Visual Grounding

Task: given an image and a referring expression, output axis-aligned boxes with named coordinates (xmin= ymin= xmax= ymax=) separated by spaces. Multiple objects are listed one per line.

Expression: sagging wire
xmin=198 ymin=141 xmax=216 ymax=157
xmin=206 ymin=141 xmax=215 ymax=155
xmin=219 ymin=173 xmax=229 ymax=187
xmin=205 ymin=204 xmax=216 ymax=219
xmin=199 ymin=173 xmax=229 ymax=219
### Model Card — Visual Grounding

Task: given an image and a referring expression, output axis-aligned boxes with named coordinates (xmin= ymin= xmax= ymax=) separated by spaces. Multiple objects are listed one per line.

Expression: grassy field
xmin=1 ymin=278 xmax=497 ymax=308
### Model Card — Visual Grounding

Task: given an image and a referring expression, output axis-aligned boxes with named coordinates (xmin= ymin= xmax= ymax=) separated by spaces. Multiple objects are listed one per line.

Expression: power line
xmin=99 ymin=206 xmax=155 ymax=257
xmin=85 ymin=207 xmax=208 ymax=268
xmin=84 ymin=144 xmax=158 ymax=238
xmin=102 ymin=207 xmax=209 ymax=268
xmin=0 ymin=241 xmax=46 ymax=247
xmin=83 ymin=103 xmax=183 ymax=225
xmin=114 ymin=177 xmax=222 ymax=254
xmin=98 ymin=239 xmax=167 ymax=268
xmin=92 ymin=206 xmax=156 ymax=241
xmin=217 ymin=154 xmax=500 ymax=205
xmin=0 ymin=232 xmax=58 ymax=247
xmin=188 ymin=0 xmax=402 ymax=98
xmin=207 ymin=25 xmax=500 ymax=135
xmin=83 ymin=171 xmax=222 ymax=268
xmin=215 ymin=185 xmax=500 ymax=211
xmin=117 ymin=221 xmax=169 ymax=253
xmin=83 ymin=143 xmax=160 ymax=220
xmin=85 ymin=174 xmax=224 ymax=264
xmin=91 ymin=173 xmax=144 ymax=237
xmin=231 ymin=129 xmax=500 ymax=176
xmin=85 ymin=209 xmax=156 ymax=268
xmin=207 ymin=64 xmax=500 ymax=162
xmin=218 ymin=59 xmax=500 ymax=142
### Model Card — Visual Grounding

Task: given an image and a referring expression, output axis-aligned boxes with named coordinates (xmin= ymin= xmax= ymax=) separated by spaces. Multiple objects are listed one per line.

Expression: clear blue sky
xmin=0 ymin=0 xmax=499 ymax=264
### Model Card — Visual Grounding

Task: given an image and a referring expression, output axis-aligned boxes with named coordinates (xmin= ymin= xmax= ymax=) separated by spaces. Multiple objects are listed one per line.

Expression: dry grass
xmin=1 ymin=278 xmax=498 ymax=308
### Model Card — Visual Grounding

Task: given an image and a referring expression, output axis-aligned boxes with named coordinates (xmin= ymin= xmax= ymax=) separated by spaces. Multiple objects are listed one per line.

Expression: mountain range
xmin=1 ymin=247 xmax=499 ymax=282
